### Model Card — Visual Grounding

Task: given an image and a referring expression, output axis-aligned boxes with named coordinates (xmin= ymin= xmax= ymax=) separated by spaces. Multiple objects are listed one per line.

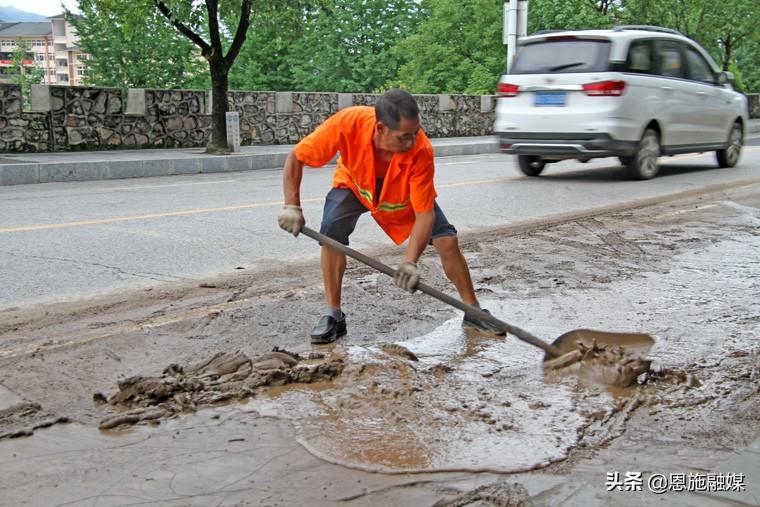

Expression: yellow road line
xmin=438 ymin=177 xmax=510 ymax=189
xmin=0 ymin=197 xmax=324 ymax=233
xmin=0 ymin=178 xmax=513 ymax=234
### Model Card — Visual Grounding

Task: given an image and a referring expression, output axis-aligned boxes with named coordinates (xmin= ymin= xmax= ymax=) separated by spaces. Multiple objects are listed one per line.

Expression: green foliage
xmin=228 ymin=1 xmax=305 ymax=91
xmin=66 ymin=0 xmax=206 ymax=89
xmin=65 ymin=0 xmax=760 ymax=96
xmin=527 ymin=0 xmax=614 ymax=33
xmin=231 ymin=0 xmax=422 ymax=93
xmin=8 ymin=39 xmax=45 ymax=110
xmin=289 ymin=0 xmax=421 ymax=93
xmin=619 ymin=0 xmax=718 ymax=41
xmin=734 ymin=40 xmax=760 ymax=92
xmin=388 ymin=0 xmax=506 ymax=94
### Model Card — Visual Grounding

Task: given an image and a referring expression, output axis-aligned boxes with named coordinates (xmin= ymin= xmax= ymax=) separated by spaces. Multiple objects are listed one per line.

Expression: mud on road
xmin=0 ymin=184 xmax=758 ymax=506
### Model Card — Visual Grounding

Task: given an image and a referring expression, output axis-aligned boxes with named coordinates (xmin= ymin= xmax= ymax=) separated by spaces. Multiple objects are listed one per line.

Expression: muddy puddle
xmin=244 ymin=325 xmax=640 ymax=474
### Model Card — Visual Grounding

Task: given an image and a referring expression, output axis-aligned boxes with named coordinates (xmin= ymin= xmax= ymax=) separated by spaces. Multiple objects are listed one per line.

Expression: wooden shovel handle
xmin=301 ymin=226 xmax=563 ymax=358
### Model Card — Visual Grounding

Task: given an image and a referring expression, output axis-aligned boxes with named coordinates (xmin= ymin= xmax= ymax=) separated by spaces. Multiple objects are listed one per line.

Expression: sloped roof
xmin=0 ymin=22 xmax=52 ymax=37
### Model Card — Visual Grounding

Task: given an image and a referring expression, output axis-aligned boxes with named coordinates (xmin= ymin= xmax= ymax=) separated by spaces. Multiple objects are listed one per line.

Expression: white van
xmin=494 ymin=26 xmax=748 ymax=179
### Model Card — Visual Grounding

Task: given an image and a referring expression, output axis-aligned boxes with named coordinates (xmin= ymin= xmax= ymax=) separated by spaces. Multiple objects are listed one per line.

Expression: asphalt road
xmin=1 ymin=138 xmax=759 ymax=310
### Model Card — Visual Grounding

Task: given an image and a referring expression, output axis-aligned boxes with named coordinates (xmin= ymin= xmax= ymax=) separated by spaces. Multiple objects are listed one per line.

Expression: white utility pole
xmin=504 ymin=0 xmax=529 ymax=73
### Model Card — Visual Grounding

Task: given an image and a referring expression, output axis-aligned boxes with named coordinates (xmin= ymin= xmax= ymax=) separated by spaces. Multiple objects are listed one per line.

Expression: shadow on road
xmin=534 ymin=161 xmax=726 ymax=182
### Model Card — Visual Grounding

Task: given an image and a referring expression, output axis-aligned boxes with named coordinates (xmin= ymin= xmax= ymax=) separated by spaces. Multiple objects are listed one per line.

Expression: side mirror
xmin=717 ymin=71 xmax=733 ymax=85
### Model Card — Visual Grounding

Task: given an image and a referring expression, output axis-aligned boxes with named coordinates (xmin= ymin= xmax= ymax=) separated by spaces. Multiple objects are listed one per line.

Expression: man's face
xmin=377 ymin=116 xmax=420 ymax=153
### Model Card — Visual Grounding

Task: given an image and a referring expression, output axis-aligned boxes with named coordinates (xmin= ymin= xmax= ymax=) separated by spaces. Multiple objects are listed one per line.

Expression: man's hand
xmin=394 ymin=261 xmax=419 ymax=293
xmin=278 ymin=204 xmax=305 ymax=236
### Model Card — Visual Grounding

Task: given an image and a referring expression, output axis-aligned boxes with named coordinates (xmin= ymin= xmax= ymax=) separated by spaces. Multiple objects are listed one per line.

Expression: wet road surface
xmin=1 ymin=183 xmax=758 ymax=506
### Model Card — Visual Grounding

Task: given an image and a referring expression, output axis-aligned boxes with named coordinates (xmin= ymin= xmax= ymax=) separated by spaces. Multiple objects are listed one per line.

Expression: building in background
xmin=0 ymin=15 xmax=86 ymax=85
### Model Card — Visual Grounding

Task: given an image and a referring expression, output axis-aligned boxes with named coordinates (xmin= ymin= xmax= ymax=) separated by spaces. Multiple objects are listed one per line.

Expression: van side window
xmin=625 ymin=40 xmax=653 ymax=74
xmin=684 ymin=46 xmax=716 ymax=84
xmin=654 ymin=40 xmax=684 ymax=78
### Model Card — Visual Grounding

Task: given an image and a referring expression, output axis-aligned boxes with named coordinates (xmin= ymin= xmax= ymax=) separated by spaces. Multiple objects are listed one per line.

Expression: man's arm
xmin=404 ymin=211 xmax=435 ymax=263
xmin=405 ymin=144 xmax=436 ymax=263
xmin=283 ymin=149 xmax=304 ymax=206
xmin=278 ymin=149 xmax=306 ymax=236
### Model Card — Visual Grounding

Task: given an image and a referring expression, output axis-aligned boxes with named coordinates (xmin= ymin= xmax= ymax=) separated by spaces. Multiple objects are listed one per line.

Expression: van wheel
xmin=716 ymin=122 xmax=742 ymax=168
xmin=517 ymin=156 xmax=546 ymax=176
xmin=622 ymin=129 xmax=660 ymax=180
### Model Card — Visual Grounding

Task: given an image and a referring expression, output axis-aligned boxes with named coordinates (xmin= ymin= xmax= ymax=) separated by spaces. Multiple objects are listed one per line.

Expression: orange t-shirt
xmin=294 ymin=106 xmax=437 ymax=245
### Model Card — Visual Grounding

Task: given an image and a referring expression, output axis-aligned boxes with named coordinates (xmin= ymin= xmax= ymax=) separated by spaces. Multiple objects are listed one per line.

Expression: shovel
xmin=301 ymin=227 xmax=654 ymax=369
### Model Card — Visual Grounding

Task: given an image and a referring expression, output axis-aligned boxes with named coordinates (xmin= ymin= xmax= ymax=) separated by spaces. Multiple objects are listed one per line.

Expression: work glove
xmin=278 ymin=204 xmax=305 ymax=236
xmin=394 ymin=261 xmax=419 ymax=293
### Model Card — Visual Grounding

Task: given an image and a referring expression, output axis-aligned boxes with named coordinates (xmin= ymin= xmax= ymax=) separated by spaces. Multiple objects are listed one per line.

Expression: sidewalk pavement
xmin=1 ymin=118 xmax=759 ymax=187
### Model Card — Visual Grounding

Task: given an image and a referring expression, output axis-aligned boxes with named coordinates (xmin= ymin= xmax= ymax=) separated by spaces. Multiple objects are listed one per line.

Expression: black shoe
xmin=310 ymin=313 xmax=347 ymax=344
xmin=463 ymin=308 xmax=506 ymax=336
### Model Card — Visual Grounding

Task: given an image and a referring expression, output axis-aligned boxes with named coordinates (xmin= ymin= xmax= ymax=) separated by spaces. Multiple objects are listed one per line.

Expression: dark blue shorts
xmin=320 ymin=185 xmax=457 ymax=246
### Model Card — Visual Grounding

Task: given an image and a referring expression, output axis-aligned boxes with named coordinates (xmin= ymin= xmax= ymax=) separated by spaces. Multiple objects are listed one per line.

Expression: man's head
xmin=375 ymin=89 xmax=420 ymax=153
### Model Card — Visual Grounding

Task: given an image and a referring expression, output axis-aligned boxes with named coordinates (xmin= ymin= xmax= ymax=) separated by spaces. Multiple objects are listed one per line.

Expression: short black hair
xmin=375 ymin=89 xmax=419 ymax=130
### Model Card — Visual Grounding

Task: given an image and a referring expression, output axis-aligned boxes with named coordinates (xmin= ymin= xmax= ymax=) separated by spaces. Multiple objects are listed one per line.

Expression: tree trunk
xmin=153 ymin=0 xmax=250 ymax=153
xmin=207 ymin=58 xmax=229 ymax=153
xmin=723 ymin=35 xmax=732 ymax=72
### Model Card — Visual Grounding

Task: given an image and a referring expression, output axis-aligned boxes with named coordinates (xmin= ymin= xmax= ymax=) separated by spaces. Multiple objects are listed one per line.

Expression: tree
xmin=154 ymin=0 xmax=251 ymax=152
xmin=734 ymin=39 xmax=760 ymax=92
xmin=228 ymin=1 xmax=306 ymax=91
xmin=287 ymin=0 xmax=421 ymax=93
xmin=8 ymin=39 xmax=45 ymax=110
xmin=527 ymin=0 xmax=614 ymax=33
xmin=586 ymin=0 xmax=621 ymax=16
xmin=388 ymin=0 xmax=506 ymax=94
xmin=66 ymin=0 xmax=207 ymax=89
xmin=230 ymin=0 xmax=422 ymax=93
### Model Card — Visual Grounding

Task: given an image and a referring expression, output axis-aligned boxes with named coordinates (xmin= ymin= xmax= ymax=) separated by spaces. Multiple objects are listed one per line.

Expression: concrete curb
xmin=0 ymin=151 xmax=296 ymax=186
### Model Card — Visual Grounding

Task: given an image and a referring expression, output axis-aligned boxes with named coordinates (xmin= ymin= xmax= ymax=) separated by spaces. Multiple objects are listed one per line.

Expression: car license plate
xmin=534 ymin=92 xmax=566 ymax=107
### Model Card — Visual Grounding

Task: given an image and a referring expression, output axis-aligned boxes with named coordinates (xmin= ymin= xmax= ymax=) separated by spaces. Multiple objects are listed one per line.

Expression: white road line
xmin=106 ymin=179 xmax=240 ymax=191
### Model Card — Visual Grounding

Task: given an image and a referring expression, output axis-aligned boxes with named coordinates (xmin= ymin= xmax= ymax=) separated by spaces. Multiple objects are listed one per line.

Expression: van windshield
xmin=511 ymin=39 xmax=611 ymax=74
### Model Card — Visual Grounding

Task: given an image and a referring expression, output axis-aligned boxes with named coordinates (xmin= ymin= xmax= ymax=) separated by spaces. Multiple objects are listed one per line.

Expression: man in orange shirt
xmin=278 ymin=89 xmax=502 ymax=343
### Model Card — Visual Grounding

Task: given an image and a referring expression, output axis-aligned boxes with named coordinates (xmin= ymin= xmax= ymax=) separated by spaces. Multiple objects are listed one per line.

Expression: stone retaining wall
xmin=0 ymin=86 xmax=51 ymax=153
xmin=0 ymin=84 xmax=497 ymax=153
xmin=1 ymin=84 xmax=758 ymax=153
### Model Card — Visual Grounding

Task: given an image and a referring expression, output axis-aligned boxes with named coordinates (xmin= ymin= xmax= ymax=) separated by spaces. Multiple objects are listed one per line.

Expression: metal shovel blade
xmin=545 ymin=328 xmax=655 ymax=368
xmin=549 ymin=329 xmax=655 ymax=358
